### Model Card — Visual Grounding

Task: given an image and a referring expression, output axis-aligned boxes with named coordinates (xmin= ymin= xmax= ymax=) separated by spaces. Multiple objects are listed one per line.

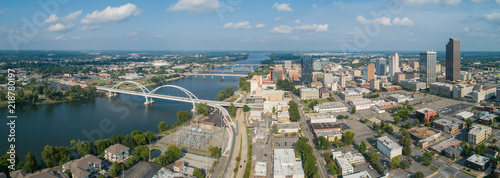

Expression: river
xmin=0 ymin=53 xmax=267 ymax=162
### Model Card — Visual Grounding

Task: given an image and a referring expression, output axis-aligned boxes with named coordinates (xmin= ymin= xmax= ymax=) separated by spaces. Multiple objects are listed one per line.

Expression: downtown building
xmin=389 ymin=53 xmax=400 ymax=79
xmin=301 ymin=55 xmax=313 ymax=85
xmin=446 ymin=38 xmax=461 ymax=82
xmin=376 ymin=58 xmax=387 ymax=76
xmin=420 ymin=51 xmax=437 ymax=86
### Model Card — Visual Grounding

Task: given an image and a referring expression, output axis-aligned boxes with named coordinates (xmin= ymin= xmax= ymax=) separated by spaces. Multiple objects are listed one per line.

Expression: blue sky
xmin=0 ymin=0 xmax=499 ymax=51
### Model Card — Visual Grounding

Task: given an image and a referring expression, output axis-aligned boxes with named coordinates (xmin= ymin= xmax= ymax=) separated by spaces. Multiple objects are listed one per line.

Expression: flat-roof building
xmin=416 ymin=108 xmax=437 ymax=123
xmin=273 ymin=149 xmax=305 ymax=178
xmin=315 ymin=130 xmax=342 ymax=142
xmin=466 ymin=154 xmax=490 ymax=171
xmin=309 ymin=114 xmax=337 ymax=123
xmin=300 ymin=88 xmax=319 ymax=100
xmin=331 ymin=151 xmax=354 ymax=176
xmin=409 ymin=127 xmax=441 ymax=148
xmin=340 ymin=90 xmax=363 ymax=102
xmin=313 ymin=102 xmax=348 ymax=113
xmin=349 ymin=99 xmax=374 ymax=110
xmin=454 ymin=111 xmax=474 ymax=120
xmin=276 ymin=123 xmax=301 ymax=133
xmin=468 ymin=125 xmax=492 ymax=145
xmin=342 ymin=171 xmax=372 ymax=178
xmin=433 ymin=119 xmax=465 ymax=134
xmin=254 ymin=162 xmax=267 ymax=178
xmin=376 ymin=136 xmax=402 ymax=159
xmin=430 ymin=138 xmax=462 ymax=153
xmin=388 ymin=94 xmax=413 ymax=103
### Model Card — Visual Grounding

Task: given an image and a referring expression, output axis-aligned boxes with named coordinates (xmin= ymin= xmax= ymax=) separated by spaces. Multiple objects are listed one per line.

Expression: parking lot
xmin=344 ymin=120 xmax=377 ymax=144
xmin=252 ymin=144 xmax=273 ymax=177
xmin=436 ymin=103 xmax=473 ymax=116
xmin=273 ymin=137 xmax=299 ymax=148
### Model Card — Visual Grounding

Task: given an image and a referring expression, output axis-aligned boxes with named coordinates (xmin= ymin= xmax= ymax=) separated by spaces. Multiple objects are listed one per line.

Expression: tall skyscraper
xmin=301 ymin=55 xmax=313 ymax=84
xmin=389 ymin=53 xmax=399 ymax=78
xmin=446 ymin=38 xmax=461 ymax=82
xmin=364 ymin=63 xmax=375 ymax=81
xmin=376 ymin=58 xmax=387 ymax=76
xmin=340 ymin=73 xmax=346 ymax=88
xmin=420 ymin=51 xmax=437 ymax=86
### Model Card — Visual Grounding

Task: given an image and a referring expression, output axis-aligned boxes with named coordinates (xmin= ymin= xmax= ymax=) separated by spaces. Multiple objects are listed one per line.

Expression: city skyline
xmin=0 ymin=0 xmax=499 ymax=51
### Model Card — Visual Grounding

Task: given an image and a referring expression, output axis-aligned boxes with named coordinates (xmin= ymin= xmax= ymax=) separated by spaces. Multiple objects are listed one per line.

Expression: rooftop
xmin=274 ymin=149 xmax=305 ymax=177
xmin=249 ymin=111 xmax=262 ymax=117
xmin=433 ymin=119 xmax=464 ymax=128
xmin=311 ymin=122 xmax=346 ymax=131
xmin=315 ymin=130 xmax=342 ymax=137
xmin=409 ymin=127 xmax=440 ymax=140
xmin=416 ymin=108 xmax=435 ymax=114
xmin=342 ymin=171 xmax=372 ymax=178
xmin=389 ymin=94 xmax=411 ymax=99
xmin=431 ymin=138 xmax=462 ymax=152
xmin=254 ymin=162 xmax=267 ymax=176
xmin=469 ymin=125 xmax=491 ymax=136
xmin=314 ymin=102 xmax=347 ymax=109
xmin=377 ymin=136 xmax=402 ymax=150
xmin=276 ymin=123 xmax=301 ymax=130
xmin=277 ymin=111 xmax=289 ymax=118
xmin=342 ymin=90 xmax=361 ymax=95
xmin=105 ymin=144 xmax=129 ymax=155
xmin=467 ymin=154 xmax=490 ymax=166
xmin=300 ymin=88 xmax=319 ymax=92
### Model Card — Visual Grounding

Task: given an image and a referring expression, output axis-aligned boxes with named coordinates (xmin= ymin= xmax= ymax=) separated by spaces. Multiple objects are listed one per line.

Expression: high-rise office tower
xmin=376 ymin=58 xmax=387 ymax=76
xmin=420 ymin=51 xmax=437 ymax=86
xmin=301 ymin=55 xmax=313 ymax=84
xmin=365 ymin=63 xmax=375 ymax=81
xmin=446 ymin=38 xmax=461 ymax=82
xmin=389 ymin=53 xmax=399 ymax=77
xmin=340 ymin=73 xmax=346 ymax=88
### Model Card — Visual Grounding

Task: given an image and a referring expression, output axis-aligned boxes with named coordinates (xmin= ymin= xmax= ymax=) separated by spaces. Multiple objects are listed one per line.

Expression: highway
xmin=291 ymin=93 xmax=329 ymax=178
xmin=183 ymin=73 xmax=247 ymax=77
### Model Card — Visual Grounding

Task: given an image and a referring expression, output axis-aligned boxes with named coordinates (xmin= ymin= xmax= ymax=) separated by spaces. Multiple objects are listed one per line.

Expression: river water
xmin=0 ymin=53 xmax=267 ymax=162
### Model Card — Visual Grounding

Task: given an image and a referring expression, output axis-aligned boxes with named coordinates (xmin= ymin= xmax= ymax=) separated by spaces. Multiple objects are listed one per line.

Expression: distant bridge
xmin=183 ymin=73 xmax=247 ymax=80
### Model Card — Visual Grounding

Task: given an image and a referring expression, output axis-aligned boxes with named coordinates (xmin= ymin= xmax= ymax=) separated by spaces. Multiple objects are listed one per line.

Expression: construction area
xmin=174 ymin=123 xmax=214 ymax=149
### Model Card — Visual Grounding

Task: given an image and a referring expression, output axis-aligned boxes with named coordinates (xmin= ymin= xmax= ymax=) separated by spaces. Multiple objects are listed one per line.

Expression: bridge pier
xmin=203 ymin=75 xmax=205 ymax=79
xmin=107 ymin=92 xmax=117 ymax=98
xmin=195 ymin=75 xmax=197 ymax=79
xmin=221 ymin=76 xmax=224 ymax=81
xmin=144 ymin=97 xmax=154 ymax=105
xmin=212 ymin=75 xmax=214 ymax=80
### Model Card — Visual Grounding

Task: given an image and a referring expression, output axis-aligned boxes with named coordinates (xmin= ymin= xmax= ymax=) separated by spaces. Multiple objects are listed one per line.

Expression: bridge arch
xmin=147 ymin=85 xmax=199 ymax=109
xmin=110 ymin=81 xmax=151 ymax=95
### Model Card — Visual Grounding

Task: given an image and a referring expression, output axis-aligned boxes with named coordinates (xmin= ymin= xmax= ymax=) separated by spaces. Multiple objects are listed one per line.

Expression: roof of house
xmin=174 ymin=161 xmax=184 ymax=168
xmin=467 ymin=154 xmax=490 ymax=166
xmin=62 ymin=154 xmax=102 ymax=178
xmin=105 ymin=144 xmax=130 ymax=155
xmin=11 ymin=169 xmax=69 ymax=178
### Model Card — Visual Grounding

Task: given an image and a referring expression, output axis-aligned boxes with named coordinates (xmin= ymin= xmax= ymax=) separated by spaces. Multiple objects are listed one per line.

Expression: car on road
xmin=408 ymin=158 xmax=413 ymax=163
xmin=407 ymin=173 xmax=413 ymax=177
xmin=369 ymin=165 xmax=373 ymax=169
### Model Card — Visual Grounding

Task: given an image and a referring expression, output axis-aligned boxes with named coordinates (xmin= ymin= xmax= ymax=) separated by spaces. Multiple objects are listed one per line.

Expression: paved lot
xmin=353 ymin=162 xmax=380 ymax=177
xmin=273 ymin=137 xmax=299 ymax=148
xmin=344 ymin=120 xmax=377 ymax=144
xmin=252 ymin=144 xmax=273 ymax=177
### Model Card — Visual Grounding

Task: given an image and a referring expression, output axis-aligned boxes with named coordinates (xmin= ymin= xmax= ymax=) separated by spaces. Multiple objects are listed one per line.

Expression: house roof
xmin=105 ymin=144 xmax=130 ymax=155
xmin=174 ymin=161 xmax=184 ymax=168
xmin=62 ymin=154 xmax=102 ymax=178
xmin=11 ymin=169 xmax=70 ymax=178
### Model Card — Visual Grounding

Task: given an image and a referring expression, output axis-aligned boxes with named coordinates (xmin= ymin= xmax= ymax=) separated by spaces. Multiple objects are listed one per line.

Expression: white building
xmin=254 ymin=162 xmax=267 ymax=178
xmin=389 ymin=53 xmax=400 ymax=78
xmin=388 ymin=94 xmax=413 ymax=103
xmin=309 ymin=114 xmax=337 ymax=123
xmin=276 ymin=123 xmax=301 ymax=133
xmin=468 ymin=125 xmax=492 ymax=145
xmin=349 ymin=99 xmax=374 ymax=110
xmin=343 ymin=171 xmax=372 ymax=178
xmin=263 ymin=101 xmax=289 ymax=114
xmin=104 ymin=144 xmax=130 ymax=163
xmin=344 ymin=152 xmax=365 ymax=164
xmin=377 ymin=136 xmax=402 ymax=159
xmin=313 ymin=102 xmax=348 ymax=113
xmin=331 ymin=151 xmax=354 ymax=176
xmin=274 ymin=149 xmax=305 ymax=178
xmin=454 ymin=111 xmax=474 ymax=120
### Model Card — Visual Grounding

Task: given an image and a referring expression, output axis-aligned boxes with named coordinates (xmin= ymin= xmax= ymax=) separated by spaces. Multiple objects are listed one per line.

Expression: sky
xmin=0 ymin=0 xmax=499 ymax=51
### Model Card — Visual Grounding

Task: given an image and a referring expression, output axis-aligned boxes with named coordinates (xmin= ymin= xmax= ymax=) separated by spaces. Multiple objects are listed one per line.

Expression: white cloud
xmin=47 ymin=23 xmax=75 ymax=32
xmin=81 ymin=3 xmax=141 ymax=24
xmin=63 ymin=10 xmax=82 ymax=21
xmin=295 ymin=24 xmax=328 ymax=32
xmin=463 ymin=27 xmax=470 ymax=32
xmin=155 ymin=34 xmax=165 ymax=38
xmin=272 ymin=3 xmax=292 ymax=11
xmin=126 ymin=32 xmax=138 ymax=36
xmin=294 ymin=19 xmax=301 ymax=24
xmin=223 ymin=21 xmax=251 ymax=29
xmin=45 ymin=14 xmax=59 ymax=23
xmin=241 ymin=38 xmax=251 ymax=42
xmin=80 ymin=25 xmax=100 ymax=31
xmin=356 ymin=16 xmax=414 ymax=26
xmin=484 ymin=12 xmax=500 ymax=23
xmin=0 ymin=9 xmax=7 ymax=15
xmin=289 ymin=36 xmax=302 ymax=40
xmin=497 ymin=0 xmax=500 ymax=5
xmin=255 ymin=24 xmax=265 ymax=28
xmin=168 ymin=0 xmax=220 ymax=13
xmin=409 ymin=32 xmax=414 ymax=36
xmin=270 ymin=25 xmax=293 ymax=34
xmin=392 ymin=17 xmax=415 ymax=26
xmin=346 ymin=32 xmax=358 ymax=35
xmin=397 ymin=0 xmax=462 ymax=6
xmin=333 ymin=1 xmax=343 ymax=5
xmin=71 ymin=36 xmax=81 ymax=40
xmin=55 ymin=35 xmax=65 ymax=40
xmin=312 ymin=4 xmax=317 ymax=8
xmin=470 ymin=0 xmax=488 ymax=3
xmin=274 ymin=16 xmax=284 ymax=21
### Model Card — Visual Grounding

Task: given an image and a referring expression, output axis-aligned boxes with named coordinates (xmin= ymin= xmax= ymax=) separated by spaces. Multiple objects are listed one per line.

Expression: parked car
xmin=369 ymin=165 xmax=373 ymax=169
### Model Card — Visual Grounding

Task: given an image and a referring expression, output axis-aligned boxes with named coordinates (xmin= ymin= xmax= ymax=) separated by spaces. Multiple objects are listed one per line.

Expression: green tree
xmin=133 ymin=134 xmax=147 ymax=146
xmin=351 ymin=107 xmax=356 ymax=114
xmin=225 ymin=87 xmax=234 ymax=96
xmin=415 ymin=171 xmax=424 ymax=178
xmin=372 ymin=123 xmax=380 ymax=131
xmin=359 ymin=141 xmax=367 ymax=153
xmin=158 ymin=121 xmax=169 ymax=132
xmin=110 ymin=161 xmax=123 ymax=177
xmin=393 ymin=116 xmax=401 ymax=124
xmin=177 ymin=111 xmax=191 ymax=123
xmin=164 ymin=145 xmax=182 ymax=163
xmin=23 ymin=152 xmax=38 ymax=173
xmin=243 ymin=105 xmax=250 ymax=112
xmin=95 ymin=139 xmax=112 ymax=155
xmin=196 ymin=103 xmax=211 ymax=116
xmin=193 ymin=168 xmax=206 ymax=178
xmin=229 ymin=103 xmax=237 ymax=117
xmin=208 ymin=146 xmax=220 ymax=158
xmin=390 ymin=157 xmax=400 ymax=169
xmin=316 ymin=136 xmax=330 ymax=150
xmin=466 ymin=119 xmax=473 ymax=130
xmin=145 ymin=131 xmax=155 ymax=143
xmin=421 ymin=152 xmax=433 ymax=165
xmin=368 ymin=151 xmax=379 ymax=163
xmin=399 ymin=160 xmax=411 ymax=169
xmin=328 ymin=161 xmax=338 ymax=176
xmin=476 ymin=144 xmax=487 ymax=155
xmin=342 ymin=131 xmax=355 ymax=146
xmin=132 ymin=146 xmax=150 ymax=161
xmin=215 ymin=90 xmax=228 ymax=101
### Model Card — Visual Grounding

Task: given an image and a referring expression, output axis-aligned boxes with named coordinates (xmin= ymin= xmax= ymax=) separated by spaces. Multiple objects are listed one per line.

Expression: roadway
xmin=291 ymin=93 xmax=328 ymax=178
xmin=183 ymin=73 xmax=247 ymax=77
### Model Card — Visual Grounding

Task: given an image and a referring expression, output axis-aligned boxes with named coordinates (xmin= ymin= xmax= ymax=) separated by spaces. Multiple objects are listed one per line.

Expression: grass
xmin=302 ymin=107 xmax=311 ymax=111
xmin=234 ymin=134 xmax=243 ymax=178
xmin=243 ymin=128 xmax=252 ymax=178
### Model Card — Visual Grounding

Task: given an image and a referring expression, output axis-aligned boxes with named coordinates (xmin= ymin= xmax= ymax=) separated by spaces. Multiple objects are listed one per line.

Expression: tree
xmin=225 ymin=87 xmax=234 ymax=96
xmin=243 ymin=105 xmax=250 ymax=112
xmin=158 ymin=121 xmax=169 ymax=132
xmin=193 ymin=168 xmax=206 ymax=178
xmin=95 ymin=139 xmax=112 ymax=155
xmin=415 ymin=171 xmax=424 ymax=178
xmin=466 ymin=119 xmax=473 ymax=130
xmin=342 ymin=131 xmax=355 ymax=146
xmin=208 ymin=146 xmax=220 ymax=158
xmin=359 ymin=141 xmax=367 ymax=153
xmin=476 ymin=144 xmax=487 ymax=155
xmin=390 ymin=157 xmax=400 ymax=169
xmin=133 ymin=134 xmax=147 ymax=146
xmin=110 ymin=162 xmax=123 ymax=177
xmin=351 ymin=108 xmax=356 ymax=114
xmin=164 ymin=145 xmax=182 ymax=163
xmin=309 ymin=101 xmax=319 ymax=109
xmin=338 ymin=115 xmax=344 ymax=119
xmin=328 ymin=161 xmax=338 ymax=176
xmin=229 ymin=103 xmax=237 ymax=117
xmin=316 ymin=136 xmax=330 ymax=150
xmin=399 ymin=160 xmax=411 ymax=169
xmin=177 ymin=111 xmax=191 ymax=123
xmin=421 ymin=152 xmax=433 ymax=165
xmin=461 ymin=142 xmax=473 ymax=156
xmin=215 ymin=90 xmax=228 ymax=101
xmin=368 ymin=151 xmax=379 ymax=163
xmin=132 ymin=146 xmax=150 ymax=161
xmin=97 ymin=175 xmax=105 ymax=178
xmin=372 ymin=123 xmax=380 ymax=131
xmin=23 ymin=152 xmax=38 ymax=173
xmin=393 ymin=116 xmax=401 ymax=124
xmin=196 ymin=103 xmax=211 ymax=116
